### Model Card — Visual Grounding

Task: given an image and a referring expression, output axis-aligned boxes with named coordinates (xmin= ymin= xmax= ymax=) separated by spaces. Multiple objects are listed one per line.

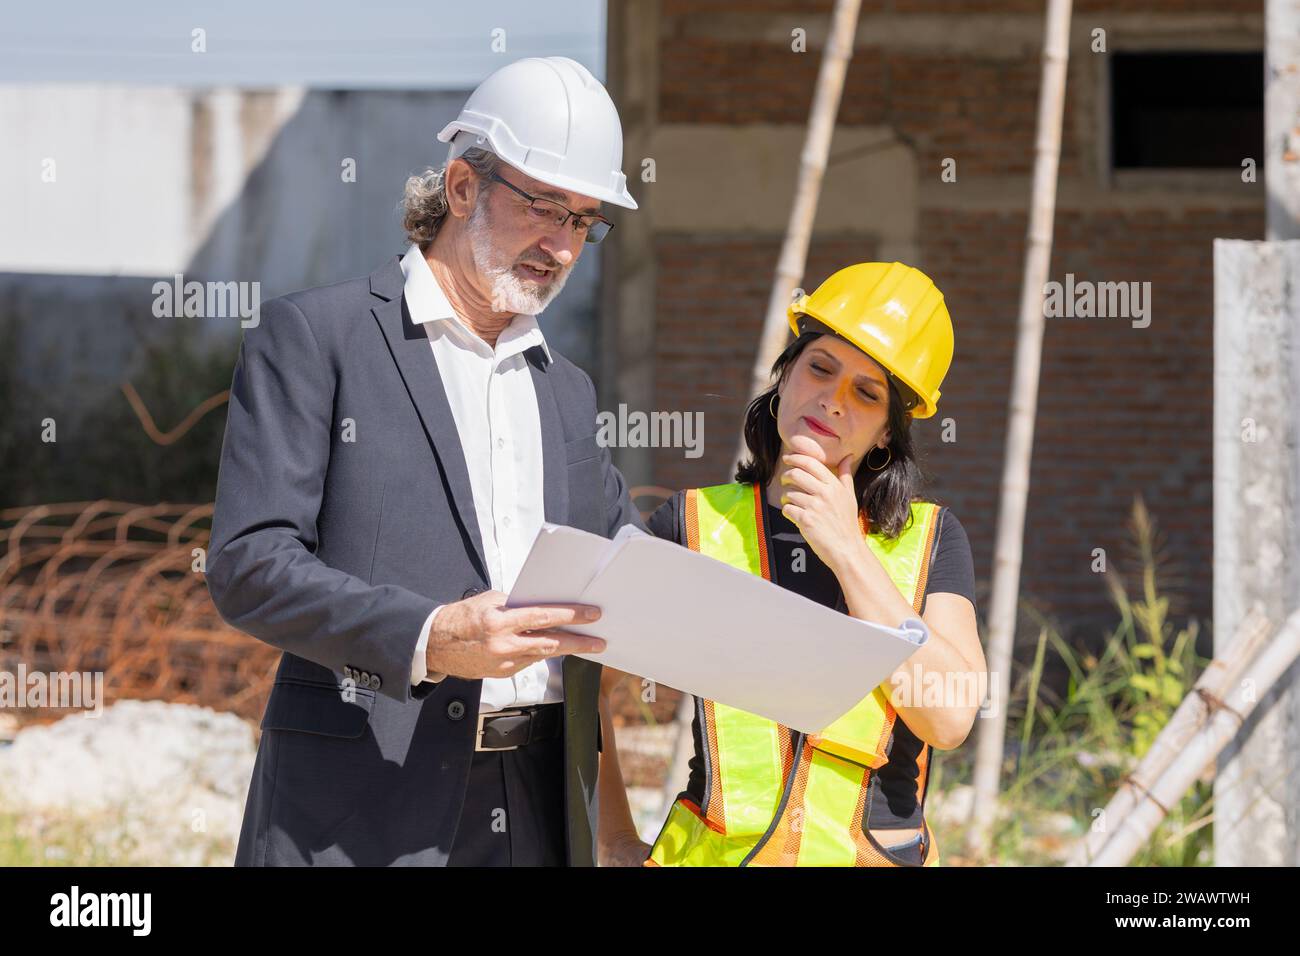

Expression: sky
xmin=0 ymin=0 xmax=605 ymax=88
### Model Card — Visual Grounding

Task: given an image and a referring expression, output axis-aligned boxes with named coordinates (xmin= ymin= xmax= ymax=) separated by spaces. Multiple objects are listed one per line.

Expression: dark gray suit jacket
xmin=206 ymin=252 xmax=646 ymax=866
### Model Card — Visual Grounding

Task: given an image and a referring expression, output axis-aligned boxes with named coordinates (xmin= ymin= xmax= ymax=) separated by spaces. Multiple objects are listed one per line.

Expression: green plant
xmin=932 ymin=495 xmax=1211 ymax=866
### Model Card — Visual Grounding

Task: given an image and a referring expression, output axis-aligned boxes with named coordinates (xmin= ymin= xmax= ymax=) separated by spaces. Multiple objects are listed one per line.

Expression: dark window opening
xmin=1111 ymin=51 xmax=1263 ymax=170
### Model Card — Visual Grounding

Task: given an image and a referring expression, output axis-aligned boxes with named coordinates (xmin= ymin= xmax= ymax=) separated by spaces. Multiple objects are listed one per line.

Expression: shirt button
xmin=503 ymin=515 xmax=511 ymax=526
xmin=496 ymin=437 xmax=504 ymax=449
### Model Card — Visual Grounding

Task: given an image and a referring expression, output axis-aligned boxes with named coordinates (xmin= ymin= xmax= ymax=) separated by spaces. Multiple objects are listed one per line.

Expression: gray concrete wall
xmin=1 ymin=85 xmax=603 ymax=431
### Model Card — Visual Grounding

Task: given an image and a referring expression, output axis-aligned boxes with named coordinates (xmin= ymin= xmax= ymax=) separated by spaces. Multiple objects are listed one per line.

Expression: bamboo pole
xmin=1066 ymin=606 xmax=1271 ymax=866
xmin=966 ymin=0 xmax=1074 ymax=857
xmin=1088 ymin=608 xmax=1300 ymax=867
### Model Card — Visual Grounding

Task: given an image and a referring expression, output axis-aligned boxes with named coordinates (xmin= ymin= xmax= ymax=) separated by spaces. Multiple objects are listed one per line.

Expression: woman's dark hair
xmin=735 ymin=327 xmax=927 ymax=539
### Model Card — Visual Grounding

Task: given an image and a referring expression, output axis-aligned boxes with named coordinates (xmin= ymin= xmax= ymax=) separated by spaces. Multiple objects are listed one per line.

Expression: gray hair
xmin=400 ymin=147 xmax=502 ymax=247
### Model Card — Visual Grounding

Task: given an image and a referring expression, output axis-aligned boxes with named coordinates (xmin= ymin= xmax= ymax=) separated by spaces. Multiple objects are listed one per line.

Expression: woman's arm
xmin=778 ymin=438 xmax=985 ymax=750
xmin=596 ymin=665 xmax=652 ymax=866
xmin=833 ymin=546 xmax=985 ymax=750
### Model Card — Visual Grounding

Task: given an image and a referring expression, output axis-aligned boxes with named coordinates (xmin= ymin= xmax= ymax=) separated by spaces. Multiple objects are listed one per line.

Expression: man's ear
xmin=444 ymin=159 xmax=479 ymax=220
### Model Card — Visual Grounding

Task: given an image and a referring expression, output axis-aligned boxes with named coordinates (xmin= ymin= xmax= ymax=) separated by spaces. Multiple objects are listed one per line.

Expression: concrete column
xmin=1212 ymin=238 xmax=1300 ymax=866
xmin=600 ymin=0 xmax=659 ymax=490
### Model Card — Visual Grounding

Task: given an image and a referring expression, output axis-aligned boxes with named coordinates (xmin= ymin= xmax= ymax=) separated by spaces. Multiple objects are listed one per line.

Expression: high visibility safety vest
xmin=646 ymin=482 xmax=942 ymax=867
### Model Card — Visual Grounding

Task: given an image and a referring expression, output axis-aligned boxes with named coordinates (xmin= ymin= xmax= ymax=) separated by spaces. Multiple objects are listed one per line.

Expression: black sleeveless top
xmin=646 ymin=489 xmax=977 ymax=830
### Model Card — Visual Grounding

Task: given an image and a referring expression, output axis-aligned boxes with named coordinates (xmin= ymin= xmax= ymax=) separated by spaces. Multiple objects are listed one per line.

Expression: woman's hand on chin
xmin=779 ymin=434 xmax=865 ymax=574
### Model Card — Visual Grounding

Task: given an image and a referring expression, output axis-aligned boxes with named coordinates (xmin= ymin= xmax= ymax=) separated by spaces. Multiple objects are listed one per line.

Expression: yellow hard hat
xmin=787 ymin=262 xmax=954 ymax=419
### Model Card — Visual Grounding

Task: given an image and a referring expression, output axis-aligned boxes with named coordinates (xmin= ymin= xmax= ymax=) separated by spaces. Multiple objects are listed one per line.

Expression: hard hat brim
xmin=787 ymin=307 xmax=940 ymax=419
xmin=437 ymin=123 xmax=639 ymax=210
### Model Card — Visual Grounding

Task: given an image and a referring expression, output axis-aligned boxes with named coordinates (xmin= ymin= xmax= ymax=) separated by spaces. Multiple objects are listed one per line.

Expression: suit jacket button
xmin=447 ymin=699 xmax=466 ymax=720
xmin=360 ymin=671 xmax=371 ymax=686
xmin=370 ymin=674 xmax=382 ymax=691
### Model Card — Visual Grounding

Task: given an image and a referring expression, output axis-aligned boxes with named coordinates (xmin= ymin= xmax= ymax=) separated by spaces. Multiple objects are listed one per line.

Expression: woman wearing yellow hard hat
xmin=596 ymin=262 xmax=985 ymax=868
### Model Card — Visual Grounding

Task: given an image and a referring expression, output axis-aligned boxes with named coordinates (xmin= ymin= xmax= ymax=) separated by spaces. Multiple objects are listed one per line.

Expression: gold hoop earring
xmin=768 ymin=392 xmax=779 ymax=418
xmin=866 ymin=445 xmax=892 ymax=471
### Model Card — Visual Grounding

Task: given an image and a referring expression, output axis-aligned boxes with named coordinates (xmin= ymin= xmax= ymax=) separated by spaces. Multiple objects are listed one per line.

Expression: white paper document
xmin=507 ymin=521 xmax=929 ymax=734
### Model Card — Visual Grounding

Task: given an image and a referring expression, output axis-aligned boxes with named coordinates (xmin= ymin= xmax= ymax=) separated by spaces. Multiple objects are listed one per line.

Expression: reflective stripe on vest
xmin=647 ymin=482 xmax=941 ymax=867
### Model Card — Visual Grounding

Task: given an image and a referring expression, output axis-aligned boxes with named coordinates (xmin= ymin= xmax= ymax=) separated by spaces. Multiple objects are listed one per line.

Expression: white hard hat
xmin=437 ymin=56 xmax=638 ymax=210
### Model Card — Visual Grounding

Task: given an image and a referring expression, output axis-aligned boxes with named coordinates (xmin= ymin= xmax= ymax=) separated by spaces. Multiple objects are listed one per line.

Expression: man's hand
xmin=427 ymin=589 xmax=606 ymax=679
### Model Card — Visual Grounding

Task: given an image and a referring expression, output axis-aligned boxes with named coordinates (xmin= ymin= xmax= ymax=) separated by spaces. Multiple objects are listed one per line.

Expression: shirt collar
xmin=399 ymin=241 xmax=553 ymax=365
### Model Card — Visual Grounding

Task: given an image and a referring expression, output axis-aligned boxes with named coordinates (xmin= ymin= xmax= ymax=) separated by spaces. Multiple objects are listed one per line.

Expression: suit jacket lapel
xmin=370 ymin=255 xmax=488 ymax=584
xmin=527 ymin=345 xmax=569 ymax=528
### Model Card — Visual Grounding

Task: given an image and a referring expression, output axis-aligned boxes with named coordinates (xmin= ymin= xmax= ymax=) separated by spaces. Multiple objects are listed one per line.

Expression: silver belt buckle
xmin=475 ymin=708 xmax=526 ymax=752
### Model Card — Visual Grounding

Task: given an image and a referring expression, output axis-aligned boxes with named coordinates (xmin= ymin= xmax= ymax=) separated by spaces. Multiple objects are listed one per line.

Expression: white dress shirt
xmin=400 ymin=242 xmax=565 ymax=712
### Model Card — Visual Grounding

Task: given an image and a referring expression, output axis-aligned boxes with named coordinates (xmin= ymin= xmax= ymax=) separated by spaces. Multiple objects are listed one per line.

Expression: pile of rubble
xmin=0 ymin=700 xmax=256 ymax=865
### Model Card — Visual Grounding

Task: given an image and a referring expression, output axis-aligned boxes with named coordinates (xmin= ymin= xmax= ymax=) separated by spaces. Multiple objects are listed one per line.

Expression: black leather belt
xmin=475 ymin=702 xmax=563 ymax=752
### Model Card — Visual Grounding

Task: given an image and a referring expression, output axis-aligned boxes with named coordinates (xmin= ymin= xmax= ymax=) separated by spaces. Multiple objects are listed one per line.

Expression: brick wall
xmin=662 ymin=43 xmax=1063 ymax=176
xmin=914 ymin=206 xmax=1262 ymax=629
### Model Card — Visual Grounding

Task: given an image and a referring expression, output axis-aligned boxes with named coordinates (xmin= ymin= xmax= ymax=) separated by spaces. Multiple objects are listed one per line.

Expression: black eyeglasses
xmin=485 ymin=170 xmax=614 ymax=244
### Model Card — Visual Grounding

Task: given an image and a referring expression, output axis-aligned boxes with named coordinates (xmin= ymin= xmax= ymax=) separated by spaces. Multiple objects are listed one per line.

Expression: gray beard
xmin=467 ymin=201 xmax=571 ymax=316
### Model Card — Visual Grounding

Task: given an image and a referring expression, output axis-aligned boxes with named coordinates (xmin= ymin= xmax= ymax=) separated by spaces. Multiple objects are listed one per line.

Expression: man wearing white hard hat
xmin=208 ymin=56 xmax=645 ymax=867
